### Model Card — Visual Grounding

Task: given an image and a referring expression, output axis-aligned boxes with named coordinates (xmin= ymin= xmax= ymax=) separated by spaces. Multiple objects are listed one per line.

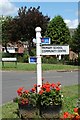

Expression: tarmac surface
xmin=1 ymin=70 xmax=79 ymax=104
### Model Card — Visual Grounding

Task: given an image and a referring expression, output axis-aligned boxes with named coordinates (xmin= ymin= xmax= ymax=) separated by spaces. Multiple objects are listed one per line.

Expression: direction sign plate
xmin=41 ymin=45 xmax=69 ymax=55
xmin=41 ymin=37 xmax=51 ymax=44
xmin=29 ymin=57 xmax=37 ymax=64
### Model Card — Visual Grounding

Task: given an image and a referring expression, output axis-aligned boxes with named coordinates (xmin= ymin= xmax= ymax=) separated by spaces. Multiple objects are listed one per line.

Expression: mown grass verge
xmin=0 ymin=62 xmax=79 ymax=71
xmin=1 ymin=84 xmax=79 ymax=119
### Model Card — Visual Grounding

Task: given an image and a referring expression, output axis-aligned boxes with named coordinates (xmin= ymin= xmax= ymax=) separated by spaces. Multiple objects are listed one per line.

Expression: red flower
xmin=39 ymin=90 xmax=44 ymax=95
xmin=56 ymin=86 xmax=60 ymax=91
xmin=17 ymin=87 xmax=24 ymax=92
xmin=17 ymin=87 xmax=24 ymax=96
xmin=45 ymin=82 xmax=51 ymax=88
xmin=21 ymin=98 xmax=29 ymax=105
xmin=63 ymin=112 xmax=69 ymax=118
xmin=46 ymin=88 xmax=50 ymax=92
xmin=57 ymin=82 xmax=61 ymax=86
xmin=23 ymin=90 xmax=29 ymax=94
xmin=25 ymin=99 xmax=29 ymax=104
xmin=63 ymin=114 xmax=68 ymax=118
xmin=21 ymin=100 xmax=25 ymax=105
xmin=34 ymin=84 xmax=37 ymax=88
xmin=76 ymin=115 xmax=80 ymax=119
xmin=42 ymin=84 xmax=46 ymax=89
xmin=31 ymin=88 xmax=36 ymax=92
xmin=51 ymin=83 xmax=56 ymax=88
xmin=74 ymin=108 xmax=78 ymax=113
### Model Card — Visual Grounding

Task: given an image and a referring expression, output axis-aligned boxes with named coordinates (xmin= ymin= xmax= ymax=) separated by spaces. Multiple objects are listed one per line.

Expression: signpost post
xmin=35 ymin=27 xmax=42 ymax=93
xmin=34 ymin=27 xmax=69 ymax=93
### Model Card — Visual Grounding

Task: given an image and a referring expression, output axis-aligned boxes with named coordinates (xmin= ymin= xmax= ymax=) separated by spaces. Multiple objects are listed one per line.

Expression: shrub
xmin=2 ymin=52 xmax=14 ymax=58
xmin=23 ymin=52 xmax=29 ymax=63
xmin=16 ymin=52 xmax=29 ymax=63
xmin=42 ymin=56 xmax=58 ymax=64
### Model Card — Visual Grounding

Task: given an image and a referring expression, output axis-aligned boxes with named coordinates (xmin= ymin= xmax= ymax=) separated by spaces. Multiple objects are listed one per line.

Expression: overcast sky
xmin=0 ymin=0 xmax=79 ymax=28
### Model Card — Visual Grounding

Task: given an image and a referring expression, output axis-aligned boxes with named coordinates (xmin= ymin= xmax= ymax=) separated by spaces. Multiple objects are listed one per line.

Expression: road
xmin=1 ymin=70 xmax=79 ymax=104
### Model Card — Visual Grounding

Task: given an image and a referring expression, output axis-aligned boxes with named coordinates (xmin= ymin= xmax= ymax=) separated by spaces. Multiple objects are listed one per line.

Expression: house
xmin=2 ymin=41 xmax=25 ymax=54
xmin=69 ymin=50 xmax=78 ymax=60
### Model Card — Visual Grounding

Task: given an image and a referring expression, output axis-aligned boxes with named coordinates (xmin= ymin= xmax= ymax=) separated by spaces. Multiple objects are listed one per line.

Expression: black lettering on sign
xmin=53 ymin=46 xmax=63 ymax=49
xmin=58 ymin=50 xmax=66 ymax=52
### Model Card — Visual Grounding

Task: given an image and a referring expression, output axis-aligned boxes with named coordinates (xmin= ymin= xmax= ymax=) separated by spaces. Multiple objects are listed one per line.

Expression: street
xmin=2 ymin=70 xmax=79 ymax=104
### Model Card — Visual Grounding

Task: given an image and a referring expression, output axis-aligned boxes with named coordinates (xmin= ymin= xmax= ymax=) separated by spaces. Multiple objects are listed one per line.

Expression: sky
xmin=0 ymin=0 xmax=79 ymax=28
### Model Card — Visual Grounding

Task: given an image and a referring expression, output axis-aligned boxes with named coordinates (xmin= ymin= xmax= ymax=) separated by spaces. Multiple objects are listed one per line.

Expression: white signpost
xmin=35 ymin=27 xmax=42 ymax=93
xmin=41 ymin=45 xmax=69 ymax=55
xmin=35 ymin=27 xmax=69 ymax=93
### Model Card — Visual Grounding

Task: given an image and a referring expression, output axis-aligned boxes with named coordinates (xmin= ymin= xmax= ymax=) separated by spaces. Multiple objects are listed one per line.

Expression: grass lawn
xmin=0 ymin=62 xmax=79 ymax=71
xmin=1 ymin=84 xmax=79 ymax=119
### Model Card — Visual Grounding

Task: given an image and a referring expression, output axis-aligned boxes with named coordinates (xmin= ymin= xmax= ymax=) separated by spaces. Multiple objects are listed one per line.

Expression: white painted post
xmin=59 ymin=55 xmax=61 ymax=60
xmin=35 ymin=27 xmax=42 ymax=93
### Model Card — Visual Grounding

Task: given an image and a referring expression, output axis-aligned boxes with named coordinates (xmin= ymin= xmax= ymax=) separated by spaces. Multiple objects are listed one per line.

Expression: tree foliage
xmin=0 ymin=16 xmax=2 ymax=44
xmin=70 ymin=23 xmax=80 ymax=55
xmin=2 ymin=16 xmax=16 ymax=44
xmin=2 ymin=16 xmax=17 ymax=52
xmin=2 ymin=6 xmax=50 ymax=54
xmin=45 ymin=15 xmax=71 ymax=45
xmin=17 ymin=6 xmax=50 ymax=54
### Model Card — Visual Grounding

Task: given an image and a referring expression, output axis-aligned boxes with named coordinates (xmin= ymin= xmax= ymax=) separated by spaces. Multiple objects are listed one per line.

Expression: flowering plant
xmin=38 ymin=81 xmax=62 ymax=108
xmin=61 ymin=107 xmax=80 ymax=120
xmin=14 ymin=85 xmax=38 ymax=107
xmin=61 ymin=98 xmax=80 ymax=120
xmin=14 ymin=81 xmax=63 ymax=108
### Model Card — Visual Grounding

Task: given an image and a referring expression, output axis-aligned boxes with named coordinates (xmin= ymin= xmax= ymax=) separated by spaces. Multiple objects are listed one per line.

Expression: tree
xmin=17 ymin=6 xmax=50 ymax=54
xmin=70 ymin=23 xmax=80 ymax=55
xmin=45 ymin=15 xmax=71 ymax=45
xmin=2 ymin=16 xmax=15 ymax=52
xmin=2 ymin=6 xmax=50 ymax=54
xmin=0 ymin=16 xmax=2 ymax=44
xmin=2 ymin=16 xmax=22 ymax=44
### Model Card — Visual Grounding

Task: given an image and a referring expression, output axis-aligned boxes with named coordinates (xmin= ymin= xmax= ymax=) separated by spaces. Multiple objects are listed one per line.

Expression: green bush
xmin=17 ymin=55 xmax=23 ymax=62
xmin=30 ymin=48 xmax=36 ymax=56
xmin=23 ymin=52 xmax=29 ymax=63
xmin=16 ymin=52 xmax=29 ymax=63
xmin=42 ymin=56 xmax=58 ymax=64
xmin=66 ymin=59 xmax=78 ymax=66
